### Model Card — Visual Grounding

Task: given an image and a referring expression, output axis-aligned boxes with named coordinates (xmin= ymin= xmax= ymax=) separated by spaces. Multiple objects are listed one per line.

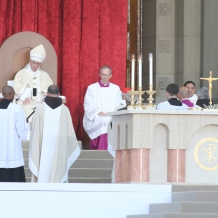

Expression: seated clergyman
xmin=157 ymin=83 xmax=188 ymax=110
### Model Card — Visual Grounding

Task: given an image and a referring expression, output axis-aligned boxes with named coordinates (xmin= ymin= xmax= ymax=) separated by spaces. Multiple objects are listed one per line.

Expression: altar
xmin=107 ymin=110 xmax=218 ymax=184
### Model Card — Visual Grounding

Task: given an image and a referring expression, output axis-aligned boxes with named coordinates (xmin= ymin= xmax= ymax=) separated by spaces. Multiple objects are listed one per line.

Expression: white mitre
xmin=30 ymin=44 xmax=46 ymax=63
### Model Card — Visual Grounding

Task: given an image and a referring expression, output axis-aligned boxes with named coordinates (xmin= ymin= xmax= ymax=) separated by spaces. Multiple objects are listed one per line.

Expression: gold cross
xmin=200 ymin=71 xmax=218 ymax=105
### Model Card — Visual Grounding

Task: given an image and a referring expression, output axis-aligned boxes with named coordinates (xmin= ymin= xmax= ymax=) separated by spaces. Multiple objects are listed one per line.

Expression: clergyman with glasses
xmin=13 ymin=44 xmax=53 ymax=120
xmin=83 ymin=66 xmax=122 ymax=150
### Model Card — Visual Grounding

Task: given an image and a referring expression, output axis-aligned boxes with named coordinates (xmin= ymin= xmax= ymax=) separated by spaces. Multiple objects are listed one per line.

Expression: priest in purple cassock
xmin=83 ymin=66 xmax=122 ymax=150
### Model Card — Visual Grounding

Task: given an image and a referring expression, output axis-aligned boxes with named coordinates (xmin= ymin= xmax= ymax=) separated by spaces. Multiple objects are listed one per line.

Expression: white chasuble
xmin=14 ymin=66 xmax=53 ymax=118
xmin=38 ymin=104 xmax=61 ymax=182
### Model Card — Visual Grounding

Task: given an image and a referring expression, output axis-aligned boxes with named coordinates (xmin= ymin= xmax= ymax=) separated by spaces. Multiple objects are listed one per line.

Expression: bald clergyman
xmin=0 ymin=86 xmax=27 ymax=182
xmin=29 ymin=85 xmax=81 ymax=183
xmin=178 ymin=86 xmax=194 ymax=107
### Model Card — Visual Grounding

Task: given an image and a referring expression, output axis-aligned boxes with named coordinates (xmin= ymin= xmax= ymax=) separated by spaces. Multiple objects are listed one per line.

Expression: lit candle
xmin=148 ymin=53 xmax=153 ymax=86
xmin=131 ymin=54 xmax=135 ymax=87
xmin=138 ymin=55 xmax=143 ymax=87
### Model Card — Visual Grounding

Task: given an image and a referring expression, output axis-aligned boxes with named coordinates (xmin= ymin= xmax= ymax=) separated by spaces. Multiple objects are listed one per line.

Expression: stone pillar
xmin=142 ymin=0 xmax=202 ymax=104
xmin=202 ymin=0 xmax=218 ymax=103
xmin=115 ymin=149 xmax=149 ymax=183
xmin=175 ymin=0 xmax=202 ymax=89
xmin=167 ymin=149 xmax=186 ymax=182
xmin=142 ymin=0 xmax=176 ymax=104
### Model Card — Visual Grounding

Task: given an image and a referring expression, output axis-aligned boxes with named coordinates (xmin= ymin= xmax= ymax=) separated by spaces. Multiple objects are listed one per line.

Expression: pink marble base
xmin=115 ymin=149 xmax=149 ymax=183
xmin=167 ymin=149 xmax=186 ymax=182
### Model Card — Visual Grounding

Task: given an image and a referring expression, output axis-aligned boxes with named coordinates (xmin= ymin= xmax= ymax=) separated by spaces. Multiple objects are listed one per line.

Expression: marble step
xmin=25 ymin=177 xmax=111 ymax=183
xmin=127 ymin=213 xmax=218 ymax=218
xmin=23 ymin=149 xmax=114 ymax=159
xmin=149 ymin=202 xmax=218 ymax=214
xmin=172 ymin=185 xmax=218 ymax=192
xmin=172 ymin=191 xmax=218 ymax=202
xmin=24 ymin=167 xmax=112 ymax=178
xmin=24 ymin=158 xmax=114 ymax=169
xmin=22 ymin=140 xmax=83 ymax=150
xmin=76 ymin=150 xmax=113 ymax=159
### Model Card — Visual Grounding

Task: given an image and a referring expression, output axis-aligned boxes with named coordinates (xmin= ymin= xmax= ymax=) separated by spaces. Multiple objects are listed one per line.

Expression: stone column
xmin=202 ymin=0 xmax=218 ymax=103
xmin=175 ymin=0 xmax=202 ymax=89
xmin=142 ymin=0 xmax=202 ymax=104
xmin=167 ymin=149 xmax=186 ymax=182
xmin=115 ymin=149 xmax=149 ymax=183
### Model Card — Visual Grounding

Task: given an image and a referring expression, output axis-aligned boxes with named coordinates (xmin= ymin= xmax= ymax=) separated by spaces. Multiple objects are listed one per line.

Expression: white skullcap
xmin=30 ymin=44 xmax=46 ymax=63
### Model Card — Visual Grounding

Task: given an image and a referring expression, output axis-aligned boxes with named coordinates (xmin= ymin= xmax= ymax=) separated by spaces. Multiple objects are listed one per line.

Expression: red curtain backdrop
xmin=0 ymin=0 xmax=127 ymax=140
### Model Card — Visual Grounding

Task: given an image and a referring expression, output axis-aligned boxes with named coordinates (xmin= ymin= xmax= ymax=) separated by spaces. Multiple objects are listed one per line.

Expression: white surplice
xmin=0 ymin=103 xmax=27 ymax=168
xmin=157 ymin=101 xmax=188 ymax=110
xmin=83 ymin=82 xmax=122 ymax=140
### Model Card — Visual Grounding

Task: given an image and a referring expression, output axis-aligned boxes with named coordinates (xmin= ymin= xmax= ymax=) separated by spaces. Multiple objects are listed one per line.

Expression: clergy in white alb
xmin=83 ymin=66 xmax=122 ymax=150
xmin=29 ymin=85 xmax=81 ymax=183
xmin=0 ymin=86 xmax=27 ymax=182
xmin=14 ymin=44 xmax=53 ymax=119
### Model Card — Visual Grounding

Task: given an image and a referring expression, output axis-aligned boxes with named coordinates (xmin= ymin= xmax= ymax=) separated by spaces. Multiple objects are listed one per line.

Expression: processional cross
xmin=200 ymin=71 xmax=218 ymax=105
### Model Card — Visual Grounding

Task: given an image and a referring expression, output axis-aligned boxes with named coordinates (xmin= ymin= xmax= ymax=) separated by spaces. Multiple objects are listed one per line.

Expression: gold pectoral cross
xmin=200 ymin=71 xmax=218 ymax=105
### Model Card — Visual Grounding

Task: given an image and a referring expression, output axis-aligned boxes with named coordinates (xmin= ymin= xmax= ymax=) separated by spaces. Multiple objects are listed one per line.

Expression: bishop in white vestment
xmin=0 ymin=86 xmax=27 ymax=182
xmin=83 ymin=66 xmax=122 ymax=150
xmin=14 ymin=44 xmax=53 ymax=119
xmin=29 ymin=85 xmax=80 ymax=183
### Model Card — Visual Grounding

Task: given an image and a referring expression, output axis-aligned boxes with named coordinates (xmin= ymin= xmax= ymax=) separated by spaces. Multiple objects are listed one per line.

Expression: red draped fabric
xmin=0 ymin=0 xmax=127 ymax=140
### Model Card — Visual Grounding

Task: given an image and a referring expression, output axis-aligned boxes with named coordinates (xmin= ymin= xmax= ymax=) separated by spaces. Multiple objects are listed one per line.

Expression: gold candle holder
xmin=146 ymin=85 xmax=156 ymax=110
xmin=135 ymin=86 xmax=145 ymax=109
xmin=127 ymin=86 xmax=137 ymax=109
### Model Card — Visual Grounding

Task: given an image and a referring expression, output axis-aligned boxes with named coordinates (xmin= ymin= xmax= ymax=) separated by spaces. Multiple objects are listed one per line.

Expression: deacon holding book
xmin=14 ymin=44 xmax=53 ymax=119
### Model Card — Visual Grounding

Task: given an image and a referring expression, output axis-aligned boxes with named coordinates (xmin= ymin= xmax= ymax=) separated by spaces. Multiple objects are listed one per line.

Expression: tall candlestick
xmin=138 ymin=55 xmax=143 ymax=87
xmin=148 ymin=53 xmax=153 ymax=86
xmin=131 ymin=54 xmax=135 ymax=87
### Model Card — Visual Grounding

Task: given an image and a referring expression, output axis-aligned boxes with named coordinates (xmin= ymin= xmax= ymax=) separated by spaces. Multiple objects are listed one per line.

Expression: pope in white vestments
xmin=14 ymin=44 xmax=53 ymax=119
xmin=83 ymin=66 xmax=122 ymax=150
xmin=29 ymin=85 xmax=81 ymax=183
xmin=0 ymin=86 xmax=27 ymax=182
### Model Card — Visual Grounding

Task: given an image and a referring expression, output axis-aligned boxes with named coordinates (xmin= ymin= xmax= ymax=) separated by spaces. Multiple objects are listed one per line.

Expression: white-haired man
xmin=83 ymin=66 xmax=122 ymax=150
xmin=14 ymin=44 xmax=53 ymax=118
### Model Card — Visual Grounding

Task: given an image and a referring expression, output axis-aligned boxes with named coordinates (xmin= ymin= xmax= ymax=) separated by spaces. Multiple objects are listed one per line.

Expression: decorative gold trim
xmin=194 ymin=138 xmax=218 ymax=171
